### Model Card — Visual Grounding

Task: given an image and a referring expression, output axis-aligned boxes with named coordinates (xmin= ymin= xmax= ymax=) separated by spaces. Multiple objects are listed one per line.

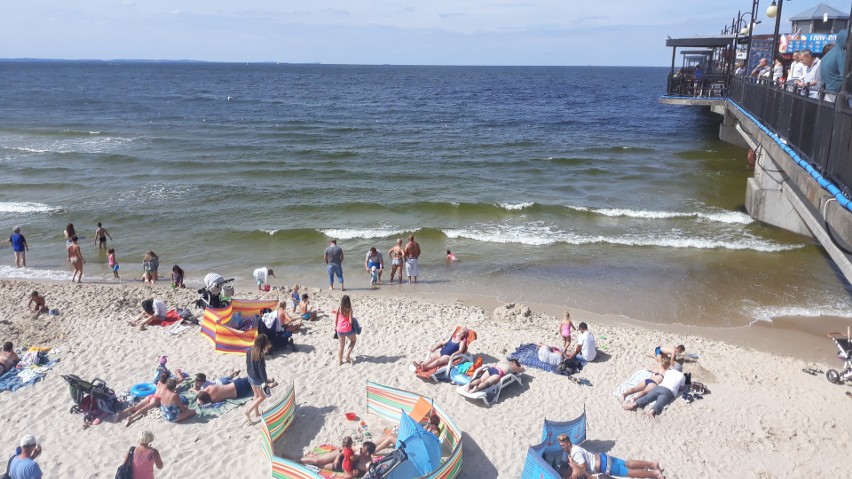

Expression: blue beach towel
xmin=0 ymin=359 xmax=58 ymax=392
xmin=508 ymin=343 xmax=556 ymax=372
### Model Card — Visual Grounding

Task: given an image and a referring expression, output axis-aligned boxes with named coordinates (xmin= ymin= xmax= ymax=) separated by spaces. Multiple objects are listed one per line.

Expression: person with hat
xmin=4 ymin=226 xmax=29 ymax=268
xmin=9 ymin=434 xmax=42 ymax=479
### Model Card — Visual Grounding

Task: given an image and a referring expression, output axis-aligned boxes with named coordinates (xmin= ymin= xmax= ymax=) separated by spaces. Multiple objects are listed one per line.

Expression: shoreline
xmin=3 ymin=274 xmax=847 ymax=365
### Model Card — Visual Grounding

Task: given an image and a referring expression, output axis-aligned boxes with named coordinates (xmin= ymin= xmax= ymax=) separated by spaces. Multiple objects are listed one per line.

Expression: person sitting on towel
xmin=0 ymin=342 xmax=20 ymax=375
xmin=557 ymin=434 xmax=665 ymax=479
xmin=412 ymin=328 xmax=470 ymax=371
xmin=129 ymin=299 xmax=167 ymax=327
xmin=301 ymin=437 xmax=377 ymax=478
xmin=464 ymin=359 xmax=524 ymax=393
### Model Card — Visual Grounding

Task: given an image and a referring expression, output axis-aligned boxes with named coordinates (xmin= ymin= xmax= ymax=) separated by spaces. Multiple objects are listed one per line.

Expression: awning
xmin=666 ymin=35 xmax=736 ymax=47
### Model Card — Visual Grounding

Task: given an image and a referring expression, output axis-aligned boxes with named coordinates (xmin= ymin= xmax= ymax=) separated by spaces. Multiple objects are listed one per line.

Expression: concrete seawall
xmin=662 ymin=95 xmax=852 ymax=284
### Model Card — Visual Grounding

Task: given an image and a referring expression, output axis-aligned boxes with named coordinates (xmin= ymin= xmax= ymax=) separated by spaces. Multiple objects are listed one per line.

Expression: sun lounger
xmin=408 ymin=326 xmax=477 ymax=382
xmin=456 ymin=366 xmax=522 ymax=407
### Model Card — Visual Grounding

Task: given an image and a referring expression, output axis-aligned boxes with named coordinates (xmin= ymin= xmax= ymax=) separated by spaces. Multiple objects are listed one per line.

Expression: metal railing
xmin=665 ymin=72 xmax=729 ymax=98
xmin=728 ymin=75 xmax=852 ymax=197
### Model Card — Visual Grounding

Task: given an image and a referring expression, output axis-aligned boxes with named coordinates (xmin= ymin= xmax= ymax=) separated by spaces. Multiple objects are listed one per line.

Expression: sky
xmin=0 ymin=0 xmax=844 ymax=66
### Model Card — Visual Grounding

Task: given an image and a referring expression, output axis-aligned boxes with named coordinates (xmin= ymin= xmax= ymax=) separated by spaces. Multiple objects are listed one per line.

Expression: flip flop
xmin=802 ymin=368 xmax=817 ymax=375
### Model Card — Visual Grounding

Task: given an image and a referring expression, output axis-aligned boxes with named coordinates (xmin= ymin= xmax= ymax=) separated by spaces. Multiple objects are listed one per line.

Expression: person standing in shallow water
xmin=67 ymin=235 xmax=84 ymax=283
xmin=324 ymin=239 xmax=345 ymax=291
xmin=94 ymin=222 xmax=113 ymax=250
xmin=403 ymin=234 xmax=421 ymax=284
xmin=387 ymin=238 xmax=405 ymax=284
xmin=4 ymin=226 xmax=28 ymax=268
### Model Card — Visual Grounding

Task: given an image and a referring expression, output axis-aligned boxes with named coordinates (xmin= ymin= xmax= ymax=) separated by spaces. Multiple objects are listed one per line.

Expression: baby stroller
xmin=61 ymin=374 xmax=120 ymax=424
xmin=826 ymin=331 xmax=852 ymax=384
xmin=194 ymin=273 xmax=234 ymax=310
xmin=363 ymin=441 xmax=409 ymax=479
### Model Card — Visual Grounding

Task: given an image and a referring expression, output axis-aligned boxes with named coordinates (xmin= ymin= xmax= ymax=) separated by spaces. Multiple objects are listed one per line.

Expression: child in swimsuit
xmin=557 ymin=310 xmax=575 ymax=351
xmin=171 ymin=265 xmax=185 ymax=288
xmin=28 ymin=291 xmax=48 ymax=316
xmin=299 ymin=293 xmax=317 ymax=320
xmin=446 ymin=249 xmax=457 ymax=262
xmin=108 ymin=249 xmax=120 ymax=280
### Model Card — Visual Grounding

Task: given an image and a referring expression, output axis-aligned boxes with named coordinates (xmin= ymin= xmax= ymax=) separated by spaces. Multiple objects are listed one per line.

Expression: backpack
xmin=1 ymin=453 xmax=16 ymax=479
xmin=114 ymin=446 xmax=135 ymax=479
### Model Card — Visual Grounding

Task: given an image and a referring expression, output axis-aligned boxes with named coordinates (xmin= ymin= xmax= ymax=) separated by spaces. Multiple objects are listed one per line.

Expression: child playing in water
xmin=446 ymin=249 xmax=457 ymax=262
xmin=171 ymin=265 xmax=185 ymax=288
xmin=557 ymin=310 xmax=575 ymax=350
xmin=28 ymin=291 xmax=48 ymax=316
xmin=108 ymin=248 xmax=120 ymax=280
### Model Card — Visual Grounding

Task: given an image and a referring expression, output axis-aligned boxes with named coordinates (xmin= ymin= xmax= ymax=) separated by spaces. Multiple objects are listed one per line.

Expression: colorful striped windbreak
xmin=200 ymin=299 xmax=279 ymax=354
xmin=257 ymin=381 xmax=464 ymax=479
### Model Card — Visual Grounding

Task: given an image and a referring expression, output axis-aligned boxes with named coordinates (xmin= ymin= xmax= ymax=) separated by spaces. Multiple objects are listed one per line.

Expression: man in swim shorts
xmin=387 ymin=238 xmax=405 ymax=284
xmin=403 ymin=234 xmax=421 ymax=284
xmin=93 ymin=222 xmax=113 ymax=250
xmin=557 ymin=434 xmax=665 ymax=479
xmin=196 ymin=376 xmax=263 ymax=404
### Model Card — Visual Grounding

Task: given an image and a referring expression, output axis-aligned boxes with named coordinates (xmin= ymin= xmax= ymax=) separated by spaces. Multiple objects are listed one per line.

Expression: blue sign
xmin=782 ymin=33 xmax=839 ymax=54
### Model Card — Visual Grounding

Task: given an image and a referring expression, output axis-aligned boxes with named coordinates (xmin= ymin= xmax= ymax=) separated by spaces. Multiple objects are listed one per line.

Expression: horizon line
xmin=0 ymin=57 xmax=670 ymax=68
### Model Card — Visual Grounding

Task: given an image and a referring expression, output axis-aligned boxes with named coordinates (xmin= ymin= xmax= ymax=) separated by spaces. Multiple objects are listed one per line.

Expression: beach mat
xmin=611 ymin=369 xmax=653 ymax=402
xmin=0 ymin=358 xmax=59 ymax=392
xmin=508 ymin=343 xmax=556 ymax=372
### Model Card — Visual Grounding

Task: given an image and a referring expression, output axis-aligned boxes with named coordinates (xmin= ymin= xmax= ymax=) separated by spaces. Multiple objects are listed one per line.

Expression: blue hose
xmin=727 ymin=100 xmax=852 ymax=211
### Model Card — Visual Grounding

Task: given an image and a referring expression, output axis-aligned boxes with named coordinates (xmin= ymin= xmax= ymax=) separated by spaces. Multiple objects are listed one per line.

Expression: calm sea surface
xmin=1 ymin=62 xmax=850 ymax=327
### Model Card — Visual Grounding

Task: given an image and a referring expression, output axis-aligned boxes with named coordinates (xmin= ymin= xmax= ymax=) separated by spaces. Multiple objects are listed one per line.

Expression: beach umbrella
xmin=385 ymin=409 xmax=441 ymax=478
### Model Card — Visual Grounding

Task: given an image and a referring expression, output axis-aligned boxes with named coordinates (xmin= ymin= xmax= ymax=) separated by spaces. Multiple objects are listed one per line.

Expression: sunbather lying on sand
xmin=619 ymin=359 xmax=670 ymax=404
xmin=196 ymin=376 xmax=277 ymax=404
xmin=0 ymin=342 xmax=20 ymax=375
xmin=537 ymin=343 xmax=565 ymax=366
xmin=301 ymin=437 xmax=376 ymax=478
xmin=464 ymin=359 xmax=524 ymax=393
xmin=412 ymin=328 xmax=470 ymax=371
xmin=557 ymin=434 xmax=665 ymax=479
xmin=623 ymin=367 xmax=686 ymax=419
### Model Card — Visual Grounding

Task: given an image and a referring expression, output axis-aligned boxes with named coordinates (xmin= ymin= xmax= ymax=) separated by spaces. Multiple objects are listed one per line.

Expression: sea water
xmin=1 ymin=61 xmax=850 ymax=327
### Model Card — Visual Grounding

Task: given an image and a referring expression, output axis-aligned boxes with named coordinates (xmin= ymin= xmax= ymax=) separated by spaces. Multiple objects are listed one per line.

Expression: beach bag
xmin=114 ymin=446 xmax=135 ymax=479
xmin=352 ymin=319 xmax=362 ymax=335
xmin=557 ymin=357 xmax=583 ymax=375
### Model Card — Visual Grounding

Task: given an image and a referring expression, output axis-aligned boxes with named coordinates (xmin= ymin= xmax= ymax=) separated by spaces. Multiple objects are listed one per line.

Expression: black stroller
xmin=364 ymin=441 xmax=409 ymax=478
xmin=61 ymin=374 xmax=120 ymax=426
xmin=194 ymin=273 xmax=234 ymax=310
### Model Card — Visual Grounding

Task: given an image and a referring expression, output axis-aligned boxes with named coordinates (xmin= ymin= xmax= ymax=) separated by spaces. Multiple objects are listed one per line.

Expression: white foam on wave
xmin=746 ymin=305 xmax=852 ymax=324
xmin=0 ymin=202 xmax=59 ymax=214
xmin=0 ymin=265 xmax=72 ymax=281
xmin=498 ymin=202 xmax=535 ymax=211
xmin=5 ymin=136 xmax=133 ymax=155
xmin=262 ymin=229 xmax=279 ymax=236
xmin=319 ymin=228 xmax=408 ymax=240
xmin=442 ymin=223 xmax=801 ymax=251
xmin=565 ymin=205 xmax=754 ymax=225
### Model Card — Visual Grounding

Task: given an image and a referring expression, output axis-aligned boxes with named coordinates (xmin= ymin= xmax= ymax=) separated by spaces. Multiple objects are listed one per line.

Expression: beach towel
xmin=611 ymin=369 xmax=653 ymax=402
xmin=301 ymin=445 xmax=351 ymax=479
xmin=0 ymin=358 xmax=58 ymax=392
xmin=508 ymin=343 xmax=556 ymax=372
xmin=163 ymin=323 xmax=193 ymax=336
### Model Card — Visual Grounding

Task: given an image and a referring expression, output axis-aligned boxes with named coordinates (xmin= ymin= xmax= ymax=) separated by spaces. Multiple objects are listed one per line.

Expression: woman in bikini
xmin=619 ymin=358 xmax=671 ymax=405
xmin=464 ymin=359 xmax=524 ymax=393
xmin=0 ymin=342 xmax=19 ymax=376
xmin=67 ymin=235 xmax=84 ymax=283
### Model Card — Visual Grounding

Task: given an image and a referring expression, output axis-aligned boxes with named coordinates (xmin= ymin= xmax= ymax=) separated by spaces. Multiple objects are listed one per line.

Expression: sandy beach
xmin=0 ymin=278 xmax=850 ymax=478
